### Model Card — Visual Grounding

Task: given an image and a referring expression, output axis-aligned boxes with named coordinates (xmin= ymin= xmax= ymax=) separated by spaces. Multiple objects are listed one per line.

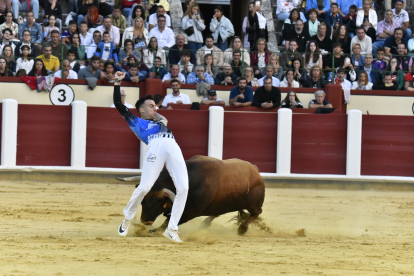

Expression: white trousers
xmin=123 ymin=137 xmax=189 ymax=231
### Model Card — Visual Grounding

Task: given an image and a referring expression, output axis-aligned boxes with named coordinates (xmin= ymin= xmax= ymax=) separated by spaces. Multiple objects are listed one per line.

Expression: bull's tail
xmin=116 ymin=176 xmax=141 ymax=182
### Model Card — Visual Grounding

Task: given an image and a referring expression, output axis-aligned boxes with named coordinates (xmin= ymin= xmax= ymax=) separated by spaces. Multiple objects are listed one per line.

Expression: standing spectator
xmin=84 ymin=6 xmax=103 ymax=28
xmin=110 ymin=89 xmax=134 ymax=108
xmin=0 ymin=57 xmax=12 ymax=76
xmin=86 ymin=30 xmax=101 ymax=59
xmin=351 ymin=43 xmax=364 ymax=67
xmin=0 ymin=0 xmax=10 ymax=25
xmin=250 ymin=38 xmax=271 ymax=78
xmin=392 ymin=0 xmax=411 ymax=39
xmin=224 ymin=36 xmax=250 ymax=65
xmin=230 ymin=50 xmax=247 ymax=78
xmin=148 ymin=5 xmax=171 ymax=30
xmin=267 ymin=53 xmax=283 ymax=81
xmin=143 ymin=37 xmax=166 ymax=68
xmin=214 ymin=63 xmax=238 ymax=85
xmin=96 ymin=16 xmax=120 ymax=47
xmin=0 ymin=44 xmax=15 ymax=72
xmin=373 ymin=71 xmax=398 ymax=89
xmin=122 ymin=16 xmax=148 ymax=48
xmin=210 ymin=5 xmax=234 ymax=52
xmin=43 ymin=15 xmax=60 ymax=43
xmin=383 ymin=56 xmax=405 ymax=90
xmin=109 ymin=5 xmax=126 ymax=35
xmin=62 ymin=20 xmax=78 ymax=45
xmin=198 ymin=53 xmax=218 ymax=78
xmin=242 ymin=2 xmax=254 ymax=49
xmin=187 ymin=65 xmax=214 ymax=84
xmin=124 ymin=63 xmax=145 ymax=83
xmin=36 ymin=44 xmax=59 ymax=72
xmin=258 ymin=65 xmax=281 ymax=86
xmin=333 ymin=24 xmax=352 ymax=54
xmin=161 ymin=79 xmax=191 ymax=108
xmin=182 ymin=2 xmax=205 ymax=53
xmin=68 ymin=32 xmax=85 ymax=60
xmin=99 ymin=0 xmax=114 ymax=17
xmin=0 ymin=12 xmax=18 ymax=40
xmin=337 ymin=0 xmax=362 ymax=17
xmin=279 ymin=38 xmax=302 ymax=71
xmin=15 ymin=44 xmax=33 ymax=74
xmin=12 ymin=0 xmax=39 ymax=21
xmin=306 ymin=0 xmax=330 ymax=19
xmin=126 ymin=4 xmax=145 ymax=28
xmin=277 ymin=0 xmax=305 ymax=22
xmin=95 ymin=31 xmax=118 ymax=62
xmin=79 ymin=21 xmax=93 ymax=46
xmin=352 ymin=70 xmax=373 ymax=89
xmin=356 ymin=0 xmax=377 ymax=42
xmin=19 ymin=11 xmax=43 ymax=45
xmin=302 ymin=65 xmax=326 ymax=88
xmin=280 ymin=68 xmax=300 ymax=87
xmin=54 ymin=59 xmax=78 ymax=79
xmin=311 ymin=22 xmax=331 ymax=53
xmin=395 ymin=43 xmax=412 ymax=73
xmin=244 ymin=65 xmax=260 ymax=86
xmin=168 ymin=34 xmax=194 ymax=66
xmin=336 ymin=68 xmax=352 ymax=88
xmin=50 ymin=30 xmax=67 ymax=60
xmin=350 ymin=27 xmax=373 ymax=54
xmin=0 ymin=28 xmax=15 ymax=54
xmin=148 ymin=15 xmax=174 ymax=49
xmin=229 ymin=77 xmax=253 ymax=107
xmin=77 ymin=0 xmax=99 ymax=28
xmin=148 ymin=56 xmax=167 ymax=79
xmin=325 ymin=3 xmax=343 ymax=31
xmin=162 ymin=64 xmax=186 ymax=84
xmin=287 ymin=19 xmax=310 ymax=53
xmin=342 ymin=5 xmax=358 ymax=37
xmin=44 ymin=0 xmax=62 ymax=30
xmin=78 ymin=55 xmax=101 ymax=79
xmin=196 ymin=35 xmax=223 ymax=68
xmin=248 ymin=0 xmax=267 ymax=47
xmin=384 ymin=28 xmax=407 ymax=58
xmin=252 ymin=77 xmax=281 ymax=109
xmin=308 ymin=90 xmax=333 ymax=108
xmin=28 ymin=58 xmax=50 ymax=76
xmin=303 ymin=41 xmax=323 ymax=71
xmin=372 ymin=9 xmax=400 ymax=55
xmin=281 ymin=91 xmax=303 ymax=108
xmin=200 ymin=90 xmax=225 ymax=106
xmin=14 ymin=30 xmax=37 ymax=57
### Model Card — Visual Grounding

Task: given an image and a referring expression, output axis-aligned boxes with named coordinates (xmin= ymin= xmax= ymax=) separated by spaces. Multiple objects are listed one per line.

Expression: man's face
xmin=289 ymin=42 xmax=298 ymax=52
xmin=112 ymin=9 xmax=121 ymax=19
xmin=3 ymin=31 xmax=10 ymax=40
xmin=331 ymin=5 xmax=338 ymax=13
xmin=397 ymin=45 xmax=406 ymax=55
xmin=171 ymin=81 xmax=180 ymax=93
xmin=265 ymin=68 xmax=274 ymax=77
xmin=364 ymin=55 xmax=373 ymax=66
xmin=338 ymin=71 xmax=345 ymax=81
xmin=238 ymin=80 xmax=247 ymax=90
xmin=385 ymin=11 xmax=393 ymax=22
xmin=312 ymin=68 xmax=320 ymax=78
xmin=233 ymin=53 xmax=241 ymax=63
xmin=43 ymin=47 xmax=52 ymax=58
xmin=104 ymin=18 xmax=112 ymax=30
xmin=157 ymin=7 xmax=165 ymax=17
xmin=205 ymin=38 xmax=214 ymax=48
xmin=155 ymin=59 xmax=162 ymax=67
xmin=394 ymin=30 xmax=403 ymax=41
xmin=158 ymin=17 xmax=166 ymax=28
xmin=349 ymin=8 xmax=356 ymax=16
xmin=208 ymin=94 xmax=217 ymax=101
xmin=140 ymin=99 xmax=157 ymax=120
xmin=69 ymin=24 xmax=77 ymax=33
xmin=103 ymin=34 xmax=111 ymax=42
xmin=223 ymin=66 xmax=232 ymax=76
xmin=357 ymin=29 xmax=365 ymax=40
xmin=51 ymin=33 xmax=60 ymax=43
xmin=333 ymin=46 xmax=342 ymax=54
xmin=63 ymin=61 xmax=71 ymax=72
xmin=395 ymin=1 xmax=402 ymax=11
xmin=93 ymin=33 xmax=102 ymax=44
xmin=26 ymin=12 xmax=34 ymax=23
xmin=129 ymin=67 xmax=138 ymax=76
xmin=68 ymin=53 xmax=76 ymax=61
xmin=23 ymin=32 xmax=31 ymax=42
xmin=316 ymin=93 xmax=325 ymax=104
xmin=196 ymin=68 xmax=204 ymax=76
xmin=170 ymin=66 xmax=179 ymax=77
xmin=264 ymin=79 xmax=272 ymax=90
xmin=80 ymin=24 xmax=88 ymax=33
xmin=176 ymin=35 xmax=185 ymax=46
xmin=377 ymin=51 xmax=385 ymax=60
xmin=295 ymin=21 xmax=303 ymax=32
xmin=181 ymin=55 xmax=190 ymax=63
xmin=91 ymin=61 xmax=100 ymax=70
xmin=384 ymin=75 xmax=393 ymax=85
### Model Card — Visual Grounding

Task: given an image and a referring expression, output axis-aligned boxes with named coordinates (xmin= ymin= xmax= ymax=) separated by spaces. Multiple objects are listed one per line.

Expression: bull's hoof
xmin=238 ymin=224 xmax=248 ymax=235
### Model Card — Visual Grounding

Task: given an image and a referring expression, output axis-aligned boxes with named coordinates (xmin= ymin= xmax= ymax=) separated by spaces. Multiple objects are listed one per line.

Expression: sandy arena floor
xmin=1 ymin=180 xmax=414 ymax=275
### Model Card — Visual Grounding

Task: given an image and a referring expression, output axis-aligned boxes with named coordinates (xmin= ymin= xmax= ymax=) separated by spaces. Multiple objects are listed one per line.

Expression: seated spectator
xmin=373 ymin=9 xmax=399 ymax=55
xmin=258 ymin=65 xmax=281 ymax=86
xmin=12 ymin=0 xmax=40 ymax=21
xmin=393 ymin=0 xmax=411 ymax=39
xmin=110 ymin=89 xmax=134 ymax=108
xmin=109 ymin=5 xmax=126 ymax=35
xmin=337 ymin=0 xmax=362 ymax=18
xmin=394 ymin=43 xmax=412 ymax=73
xmin=196 ymin=35 xmax=224 ymax=69
xmin=62 ymin=20 xmax=78 ymax=45
xmin=50 ymin=30 xmax=67 ymax=61
xmin=373 ymin=71 xmax=398 ymax=90
xmin=96 ymin=17 xmax=121 ymax=47
xmin=333 ymin=24 xmax=352 ymax=54
xmin=16 ymin=69 xmax=26 ymax=76
xmin=84 ymin=6 xmax=104 ymax=28
xmin=277 ymin=0 xmax=305 ymax=22
xmin=78 ymin=55 xmax=101 ymax=79
xmin=168 ymin=34 xmax=194 ymax=67
xmin=351 ymin=43 xmax=364 ymax=68
xmin=385 ymin=0 xmax=406 ymax=10
xmin=149 ymin=5 xmax=172 ymax=31
xmin=336 ymin=68 xmax=352 ymax=88
xmin=0 ymin=44 xmax=15 ymax=73
xmin=356 ymin=0 xmax=377 ymax=42
xmin=308 ymin=90 xmax=333 ymax=108
xmin=230 ymin=50 xmax=248 ymax=78
xmin=358 ymin=55 xmax=380 ymax=84
xmin=265 ymin=53 xmax=282 ymax=81
xmin=244 ymin=66 xmax=260 ymax=87
xmin=229 ymin=77 xmax=253 ymax=107
xmin=43 ymin=15 xmax=60 ymax=43
xmin=54 ymin=60 xmax=78 ymax=79
xmin=120 ymin=55 xmax=139 ymax=72
xmin=148 ymin=15 xmax=174 ymax=49
xmin=282 ymin=8 xmax=307 ymax=49
xmin=124 ymin=63 xmax=145 ymax=83
xmin=154 ymin=94 xmax=163 ymax=109
xmin=182 ymin=2 xmax=205 ymax=52
xmin=119 ymin=38 xmax=141 ymax=65
xmin=162 ymin=64 xmax=186 ymax=84
xmin=126 ymin=4 xmax=145 ymax=28
xmin=281 ymin=91 xmax=304 ymax=108
xmin=210 ymin=5 xmax=235 ymax=52
xmin=19 ymin=11 xmax=43 ymax=46
xmin=28 ymin=58 xmax=52 ymax=76
xmin=67 ymin=49 xmax=81 ymax=73
xmin=122 ymin=16 xmax=148 ymax=49
xmin=288 ymin=19 xmax=310 ymax=53
xmin=306 ymin=0 xmax=329 ymax=19
xmin=198 ymin=53 xmax=218 ymax=78
xmin=383 ymin=56 xmax=405 ymax=90
xmin=0 ymin=28 xmax=16 ymax=54
xmin=79 ymin=22 xmax=93 ymax=46
xmin=44 ymin=0 xmax=63 ymax=30
xmin=342 ymin=5 xmax=357 ymax=37
xmin=200 ymin=89 xmax=225 ymax=106
xmin=352 ymin=70 xmax=373 ymax=89
xmin=302 ymin=65 xmax=326 ymax=88
xmin=148 ymin=56 xmax=167 ymax=79
xmin=77 ymin=0 xmax=99 ymax=27
xmin=351 ymin=27 xmax=373 ymax=55
xmin=252 ymin=77 xmax=281 ymax=109
xmin=404 ymin=65 xmax=414 ymax=90
xmin=143 ymin=37 xmax=166 ymax=68
xmin=280 ymin=68 xmax=300 ymax=87
xmin=324 ymin=42 xmax=344 ymax=74
xmin=161 ymin=79 xmax=191 ymax=108
xmin=311 ymin=22 xmax=331 ymax=53
xmin=68 ymin=32 xmax=86 ymax=61
xmin=15 ymin=30 xmax=37 ymax=58
xmin=178 ymin=50 xmax=193 ymax=79
xmin=15 ymin=45 xmax=34 ymax=74
xmin=0 ymin=12 xmax=18 ymax=40
xmin=187 ymin=65 xmax=214 ymax=84
xmin=214 ymin=63 xmax=238 ymax=85
xmin=36 ymin=44 xmax=59 ymax=72
xmin=250 ymin=38 xmax=271 ymax=78
xmin=325 ymin=3 xmax=343 ymax=31
xmin=291 ymin=58 xmax=308 ymax=85
xmin=280 ymin=38 xmax=302 ymax=71
xmin=86 ymin=31 xmax=102 ymax=60
xmin=305 ymin=9 xmax=332 ymax=39
xmin=95 ymin=31 xmax=118 ymax=62
xmin=100 ymin=61 xmax=118 ymax=82
xmin=224 ymin=36 xmax=250 ymax=65
xmin=373 ymin=47 xmax=387 ymax=71
xmin=0 ymin=57 xmax=12 ymax=76
xmin=303 ymin=41 xmax=323 ymax=71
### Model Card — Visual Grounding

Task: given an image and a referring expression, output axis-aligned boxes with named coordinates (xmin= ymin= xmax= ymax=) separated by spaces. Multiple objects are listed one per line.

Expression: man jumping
xmin=113 ymin=72 xmax=189 ymax=243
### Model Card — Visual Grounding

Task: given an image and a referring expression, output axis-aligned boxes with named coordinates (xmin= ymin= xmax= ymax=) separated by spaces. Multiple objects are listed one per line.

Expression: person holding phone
xmin=182 ymin=2 xmax=205 ymax=53
xmin=210 ymin=5 xmax=234 ymax=52
xmin=248 ymin=0 xmax=268 ymax=47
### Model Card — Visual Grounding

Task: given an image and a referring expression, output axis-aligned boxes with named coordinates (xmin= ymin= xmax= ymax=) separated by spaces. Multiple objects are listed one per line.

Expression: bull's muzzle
xmin=140 ymin=218 xmax=154 ymax=226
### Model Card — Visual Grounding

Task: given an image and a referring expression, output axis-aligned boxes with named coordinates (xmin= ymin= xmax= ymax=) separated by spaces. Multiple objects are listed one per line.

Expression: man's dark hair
xmin=129 ymin=63 xmax=139 ymax=69
xmin=69 ymin=20 xmax=77 ymax=26
xmin=113 ymin=5 xmax=121 ymax=11
xmin=377 ymin=47 xmax=385 ymax=53
xmin=2 ymin=28 xmax=12 ymax=35
xmin=349 ymin=4 xmax=357 ymax=11
xmin=80 ymin=21 xmax=88 ymax=26
xmin=158 ymin=14 xmax=166 ymax=20
xmin=157 ymin=5 xmax=165 ymax=10
xmin=90 ymin=55 xmax=100 ymax=61
xmin=238 ymin=76 xmax=247 ymax=83
xmin=331 ymin=3 xmax=338 ymax=7
xmin=171 ymin=79 xmax=180 ymax=85
xmin=135 ymin=95 xmax=155 ymax=114
xmin=154 ymin=94 xmax=163 ymax=105
xmin=93 ymin=30 xmax=101 ymax=36
xmin=233 ymin=49 xmax=241 ymax=56
xmin=181 ymin=50 xmax=190 ymax=57
xmin=103 ymin=31 xmax=110 ymax=36
xmin=263 ymin=76 xmax=272 ymax=83
xmin=51 ymin=30 xmax=60 ymax=36
xmin=16 ymin=69 xmax=27 ymax=77
xmin=289 ymin=38 xmax=298 ymax=44
xmin=104 ymin=16 xmax=112 ymax=21
xmin=383 ymin=71 xmax=392 ymax=78
xmin=356 ymin=26 xmax=366 ymax=33
xmin=43 ymin=43 xmax=52 ymax=49
xmin=394 ymin=27 xmax=403 ymax=34
xmin=332 ymin=42 xmax=342 ymax=49
xmin=67 ymin=49 xmax=77 ymax=56
xmin=155 ymin=56 xmax=162 ymax=61
xmin=205 ymin=34 xmax=214 ymax=41
xmin=22 ymin=30 xmax=30 ymax=36
xmin=337 ymin=68 xmax=346 ymax=74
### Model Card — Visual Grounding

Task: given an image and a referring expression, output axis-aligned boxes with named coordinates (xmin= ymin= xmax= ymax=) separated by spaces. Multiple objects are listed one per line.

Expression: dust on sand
xmin=1 ymin=181 xmax=414 ymax=275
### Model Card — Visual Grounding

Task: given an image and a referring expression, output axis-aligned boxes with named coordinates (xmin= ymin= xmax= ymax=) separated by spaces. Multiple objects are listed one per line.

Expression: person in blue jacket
xmin=94 ymin=31 xmax=118 ymax=63
xmin=337 ymin=0 xmax=362 ymax=17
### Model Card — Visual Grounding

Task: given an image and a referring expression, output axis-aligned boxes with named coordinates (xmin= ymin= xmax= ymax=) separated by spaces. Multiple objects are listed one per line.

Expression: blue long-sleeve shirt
xmin=337 ymin=0 xmax=362 ymax=15
xmin=124 ymin=71 xmax=145 ymax=82
xmin=19 ymin=22 xmax=43 ymax=44
xmin=186 ymin=72 xmax=214 ymax=84
xmin=325 ymin=11 xmax=343 ymax=28
xmin=306 ymin=0 xmax=330 ymax=13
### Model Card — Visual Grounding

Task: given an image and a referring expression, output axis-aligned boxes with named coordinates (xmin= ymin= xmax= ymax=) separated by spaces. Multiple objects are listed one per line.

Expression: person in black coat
xmin=214 ymin=64 xmax=238 ymax=85
xmin=252 ymin=76 xmax=281 ymax=109
xmin=372 ymin=72 xmax=398 ymax=90
xmin=14 ymin=30 xmax=38 ymax=58
xmin=168 ymin=34 xmax=196 ymax=66
xmin=248 ymin=0 xmax=268 ymax=48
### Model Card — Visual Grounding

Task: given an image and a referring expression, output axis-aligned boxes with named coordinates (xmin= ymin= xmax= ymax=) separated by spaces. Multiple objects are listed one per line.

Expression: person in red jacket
xmin=250 ymin=38 xmax=271 ymax=79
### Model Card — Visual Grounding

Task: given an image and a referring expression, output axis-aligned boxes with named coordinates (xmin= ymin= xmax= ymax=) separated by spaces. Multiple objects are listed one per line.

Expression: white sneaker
xmin=118 ymin=218 xmax=131 ymax=236
xmin=163 ymin=228 xmax=183 ymax=243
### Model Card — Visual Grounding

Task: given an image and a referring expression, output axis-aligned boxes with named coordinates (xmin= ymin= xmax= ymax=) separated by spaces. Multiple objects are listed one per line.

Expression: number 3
xmin=58 ymin=89 xmax=66 ymax=102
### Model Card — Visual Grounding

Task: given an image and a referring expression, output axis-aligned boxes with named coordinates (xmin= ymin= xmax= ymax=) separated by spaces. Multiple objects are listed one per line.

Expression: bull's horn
xmin=116 ymin=176 xmax=141 ymax=182
xmin=163 ymin=189 xmax=176 ymax=202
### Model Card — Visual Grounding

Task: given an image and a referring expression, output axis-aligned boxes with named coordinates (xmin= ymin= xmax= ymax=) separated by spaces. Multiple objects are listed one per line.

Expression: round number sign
xmin=50 ymin=84 xmax=75 ymax=105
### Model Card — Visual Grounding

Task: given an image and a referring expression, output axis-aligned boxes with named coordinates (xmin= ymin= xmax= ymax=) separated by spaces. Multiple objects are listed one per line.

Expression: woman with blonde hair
xmin=302 ymin=65 xmax=326 ymax=88
xmin=122 ymin=16 xmax=149 ymax=50
xmin=352 ymin=71 xmax=373 ymax=90
xmin=266 ymin=53 xmax=283 ymax=80
xmin=311 ymin=22 xmax=331 ymax=53
xmin=244 ymin=65 xmax=260 ymax=87
xmin=182 ymin=2 xmax=205 ymax=52
xmin=356 ymin=0 xmax=377 ymax=42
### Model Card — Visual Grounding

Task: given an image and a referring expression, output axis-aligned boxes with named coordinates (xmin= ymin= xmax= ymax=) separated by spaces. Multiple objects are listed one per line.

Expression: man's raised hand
xmin=115 ymin=71 xmax=126 ymax=81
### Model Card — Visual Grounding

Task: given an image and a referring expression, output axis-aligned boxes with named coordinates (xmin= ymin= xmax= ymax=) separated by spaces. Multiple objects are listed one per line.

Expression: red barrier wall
xmin=223 ymin=112 xmax=277 ymax=173
xmin=0 ymin=103 xmax=2 ymax=162
xmin=86 ymin=107 xmax=141 ymax=169
xmin=291 ymin=114 xmax=347 ymax=174
xmin=361 ymin=115 xmax=414 ymax=177
xmin=16 ymin=105 xmax=71 ymax=166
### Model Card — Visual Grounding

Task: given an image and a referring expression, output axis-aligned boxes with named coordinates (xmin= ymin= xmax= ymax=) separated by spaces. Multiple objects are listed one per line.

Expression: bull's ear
xmin=162 ymin=189 xmax=176 ymax=202
xmin=163 ymin=202 xmax=168 ymax=208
